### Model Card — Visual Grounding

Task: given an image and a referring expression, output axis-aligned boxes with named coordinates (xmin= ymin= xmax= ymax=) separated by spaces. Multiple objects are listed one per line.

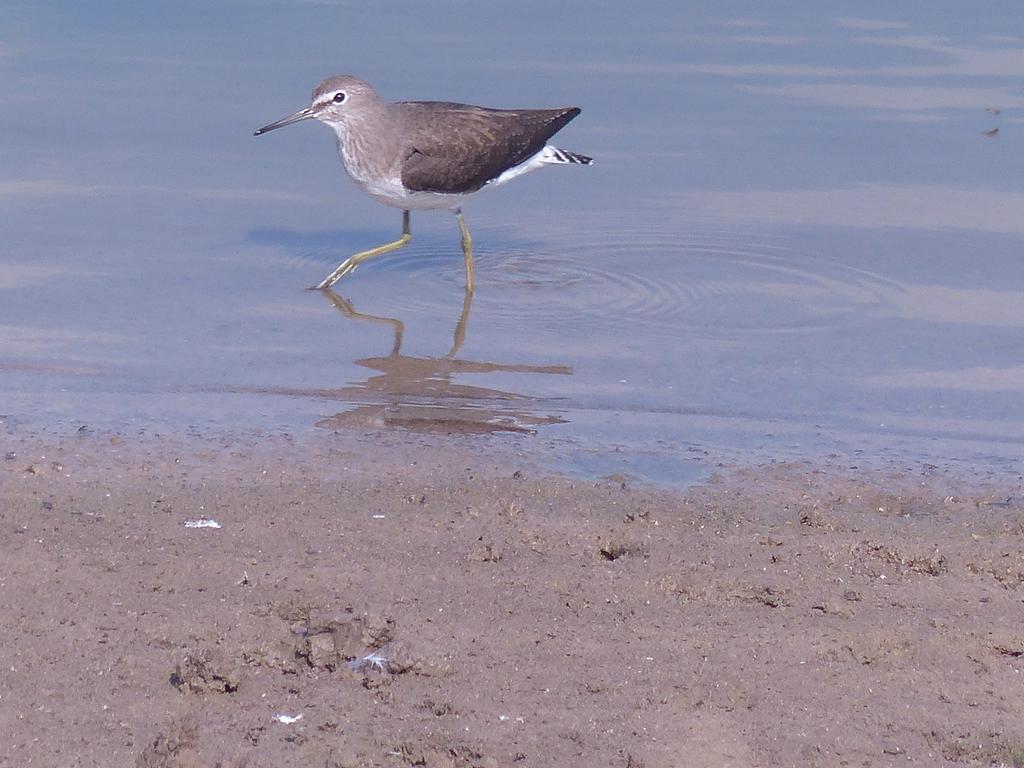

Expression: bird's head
xmin=254 ymin=75 xmax=379 ymax=136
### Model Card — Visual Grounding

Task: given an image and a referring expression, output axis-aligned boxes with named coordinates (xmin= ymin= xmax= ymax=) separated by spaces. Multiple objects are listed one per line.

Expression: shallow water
xmin=2 ymin=4 xmax=1023 ymax=484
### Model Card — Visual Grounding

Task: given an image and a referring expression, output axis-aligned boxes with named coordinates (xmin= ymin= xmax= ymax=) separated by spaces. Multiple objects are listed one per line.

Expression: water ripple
xmin=350 ymin=218 xmax=904 ymax=339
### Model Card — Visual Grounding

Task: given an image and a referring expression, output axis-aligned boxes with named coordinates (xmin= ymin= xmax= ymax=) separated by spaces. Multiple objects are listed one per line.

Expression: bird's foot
xmin=311 ymin=260 xmax=357 ymax=290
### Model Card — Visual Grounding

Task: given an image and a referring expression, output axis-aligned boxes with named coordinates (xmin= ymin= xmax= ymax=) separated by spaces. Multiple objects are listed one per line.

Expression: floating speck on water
xmin=184 ymin=519 xmax=221 ymax=529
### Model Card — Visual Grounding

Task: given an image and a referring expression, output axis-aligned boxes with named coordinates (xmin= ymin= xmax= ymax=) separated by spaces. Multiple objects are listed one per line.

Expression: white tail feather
xmin=489 ymin=144 xmax=593 ymax=187
xmin=541 ymin=146 xmax=593 ymax=165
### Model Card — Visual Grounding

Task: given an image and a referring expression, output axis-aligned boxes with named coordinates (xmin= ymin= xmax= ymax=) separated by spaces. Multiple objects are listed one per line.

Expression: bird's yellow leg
xmin=455 ymin=208 xmax=474 ymax=292
xmin=312 ymin=210 xmax=411 ymax=290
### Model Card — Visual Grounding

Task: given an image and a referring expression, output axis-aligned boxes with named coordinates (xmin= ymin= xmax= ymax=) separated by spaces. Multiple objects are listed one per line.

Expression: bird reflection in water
xmin=315 ymin=288 xmax=571 ymax=435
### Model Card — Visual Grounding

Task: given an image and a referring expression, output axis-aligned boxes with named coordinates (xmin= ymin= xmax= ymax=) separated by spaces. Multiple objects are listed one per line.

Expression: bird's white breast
xmin=333 ymin=130 xmax=464 ymax=211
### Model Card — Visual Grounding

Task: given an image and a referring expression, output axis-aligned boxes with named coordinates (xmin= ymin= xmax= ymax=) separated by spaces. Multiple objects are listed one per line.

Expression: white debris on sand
xmin=346 ymin=650 xmax=389 ymax=673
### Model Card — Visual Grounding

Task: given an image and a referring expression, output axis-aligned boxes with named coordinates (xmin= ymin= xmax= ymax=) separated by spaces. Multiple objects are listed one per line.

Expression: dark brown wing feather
xmin=397 ymin=103 xmax=581 ymax=194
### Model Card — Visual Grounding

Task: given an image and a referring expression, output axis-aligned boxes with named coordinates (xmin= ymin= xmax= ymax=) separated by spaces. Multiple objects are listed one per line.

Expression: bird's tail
xmin=541 ymin=145 xmax=594 ymax=165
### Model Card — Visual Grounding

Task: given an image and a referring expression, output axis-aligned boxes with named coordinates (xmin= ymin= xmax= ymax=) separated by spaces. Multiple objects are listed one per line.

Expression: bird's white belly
xmin=360 ymin=175 xmax=469 ymax=211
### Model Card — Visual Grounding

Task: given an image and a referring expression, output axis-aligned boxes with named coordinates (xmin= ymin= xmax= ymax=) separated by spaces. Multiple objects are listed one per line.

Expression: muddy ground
xmin=1 ymin=433 xmax=1023 ymax=767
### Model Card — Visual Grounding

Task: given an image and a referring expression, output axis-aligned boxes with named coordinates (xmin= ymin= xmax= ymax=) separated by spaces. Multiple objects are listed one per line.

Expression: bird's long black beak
xmin=254 ymin=106 xmax=316 ymax=136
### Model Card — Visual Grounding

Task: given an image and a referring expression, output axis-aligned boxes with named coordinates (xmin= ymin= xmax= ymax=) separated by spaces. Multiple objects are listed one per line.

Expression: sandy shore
xmin=1 ymin=432 xmax=1023 ymax=767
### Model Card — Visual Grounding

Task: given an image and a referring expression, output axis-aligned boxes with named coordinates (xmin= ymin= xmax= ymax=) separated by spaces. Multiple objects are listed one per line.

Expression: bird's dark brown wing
xmin=397 ymin=103 xmax=581 ymax=195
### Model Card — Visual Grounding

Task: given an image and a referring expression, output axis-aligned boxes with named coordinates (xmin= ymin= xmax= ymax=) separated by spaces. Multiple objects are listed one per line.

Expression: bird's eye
xmin=333 ymin=92 xmax=346 ymax=104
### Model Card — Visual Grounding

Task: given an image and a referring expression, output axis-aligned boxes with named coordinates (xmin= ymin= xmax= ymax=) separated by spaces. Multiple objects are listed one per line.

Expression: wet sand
xmin=2 ymin=432 xmax=1023 ymax=768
